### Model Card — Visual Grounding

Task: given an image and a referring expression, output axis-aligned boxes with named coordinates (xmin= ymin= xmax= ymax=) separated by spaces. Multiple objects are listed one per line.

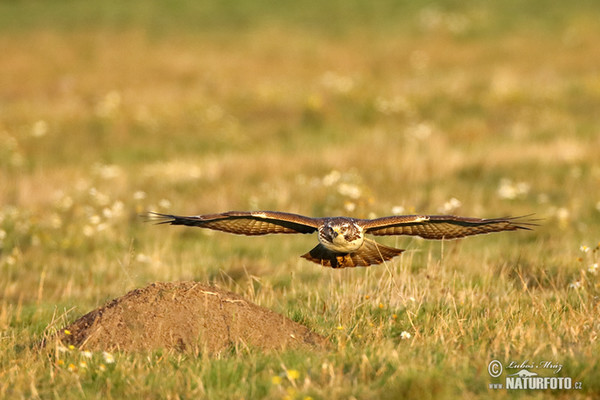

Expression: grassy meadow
xmin=1 ymin=0 xmax=600 ymax=398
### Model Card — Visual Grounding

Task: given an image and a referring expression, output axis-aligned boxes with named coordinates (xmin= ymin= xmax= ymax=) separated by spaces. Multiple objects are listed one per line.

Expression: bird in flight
xmin=149 ymin=211 xmax=534 ymax=268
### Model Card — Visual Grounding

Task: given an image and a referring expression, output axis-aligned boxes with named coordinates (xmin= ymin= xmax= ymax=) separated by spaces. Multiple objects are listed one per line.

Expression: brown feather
xmin=301 ymin=239 xmax=404 ymax=268
xmin=148 ymin=211 xmax=320 ymax=235
xmin=362 ymin=215 xmax=536 ymax=239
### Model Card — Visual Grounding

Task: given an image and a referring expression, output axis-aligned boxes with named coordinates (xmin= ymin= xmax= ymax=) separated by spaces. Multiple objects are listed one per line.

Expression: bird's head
xmin=323 ymin=219 xmax=354 ymax=241
xmin=318 ymin=218 xmax=364 ymax=252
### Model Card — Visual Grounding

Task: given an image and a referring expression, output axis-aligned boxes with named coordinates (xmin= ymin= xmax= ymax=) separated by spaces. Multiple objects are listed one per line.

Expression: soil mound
xmin=59 ymin=281 xmax=327 ymax=353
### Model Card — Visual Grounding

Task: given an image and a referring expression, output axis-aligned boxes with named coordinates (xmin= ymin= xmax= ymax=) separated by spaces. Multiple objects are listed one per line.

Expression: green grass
xmin=2 ymin=1 xmax=600 ymax=398
xmin=0 ymin=0 xmax=598 ymax=37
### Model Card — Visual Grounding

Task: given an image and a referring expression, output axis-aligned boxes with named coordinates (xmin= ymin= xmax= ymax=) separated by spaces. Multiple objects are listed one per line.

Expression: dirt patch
xmin=59 ymin=281 xmax=328 ymax=354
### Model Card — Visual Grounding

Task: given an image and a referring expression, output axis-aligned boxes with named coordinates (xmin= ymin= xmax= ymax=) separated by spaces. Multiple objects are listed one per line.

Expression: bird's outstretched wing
xmin=361 ymin=214 xmax=537 ymax=240
xmin=301 ymin=238 xmax=404 ymax=268
xmin=147 ymin=211 xmax=321 ymax=235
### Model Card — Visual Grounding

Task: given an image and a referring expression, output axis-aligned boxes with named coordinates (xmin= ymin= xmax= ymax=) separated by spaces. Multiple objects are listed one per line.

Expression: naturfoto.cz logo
xmin=487 ymin=359 xmax=583 ymax=391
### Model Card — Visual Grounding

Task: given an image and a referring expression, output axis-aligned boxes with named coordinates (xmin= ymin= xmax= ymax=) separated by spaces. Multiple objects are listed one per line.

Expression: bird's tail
xmin=301 ymin=239 xmax=404 ymax=268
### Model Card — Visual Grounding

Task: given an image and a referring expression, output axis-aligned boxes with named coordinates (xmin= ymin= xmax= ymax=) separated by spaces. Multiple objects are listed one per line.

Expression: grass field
xmin=2 ymin=1 xmax=600 ymax=398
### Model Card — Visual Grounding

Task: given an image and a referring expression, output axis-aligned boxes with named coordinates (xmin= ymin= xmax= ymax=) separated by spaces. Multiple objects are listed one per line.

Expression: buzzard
xmin=149 ymin=211 xmax=534 ymax=268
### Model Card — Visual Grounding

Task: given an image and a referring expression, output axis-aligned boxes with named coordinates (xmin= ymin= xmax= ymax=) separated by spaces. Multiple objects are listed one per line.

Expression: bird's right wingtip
xmin=508 ymin=214 xmax=542 ymax=231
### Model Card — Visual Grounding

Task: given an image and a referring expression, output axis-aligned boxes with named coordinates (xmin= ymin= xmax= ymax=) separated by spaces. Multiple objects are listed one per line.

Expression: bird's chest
xmin=324 ymin=232 xmax=364 ymax=252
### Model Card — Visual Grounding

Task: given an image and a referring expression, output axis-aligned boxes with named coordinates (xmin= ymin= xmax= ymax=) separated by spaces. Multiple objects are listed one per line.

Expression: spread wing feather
xmin=148 ymin=211 xmax=321 ymax=235
xmin=361 ymin=215 xmax=536 ymax=239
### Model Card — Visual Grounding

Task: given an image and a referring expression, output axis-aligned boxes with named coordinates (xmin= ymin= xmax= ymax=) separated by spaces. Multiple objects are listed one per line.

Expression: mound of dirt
xmin=59 ymin=281 xmax=327 ymax=353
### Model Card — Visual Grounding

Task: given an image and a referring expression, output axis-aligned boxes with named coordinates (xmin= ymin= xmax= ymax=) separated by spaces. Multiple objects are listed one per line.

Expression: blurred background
xmin=2 ymin=1 xmax=600 ymax=398
xmin=2 ymin=0 xmax=600 ymax=297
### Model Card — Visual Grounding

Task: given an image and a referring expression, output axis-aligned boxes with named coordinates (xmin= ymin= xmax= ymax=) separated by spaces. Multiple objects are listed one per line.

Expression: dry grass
xmin=1 ymin=1 xmax=600 ymax=398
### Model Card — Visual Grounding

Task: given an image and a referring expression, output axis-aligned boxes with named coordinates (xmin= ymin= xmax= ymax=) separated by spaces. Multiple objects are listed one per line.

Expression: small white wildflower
xmin=32 ymin=120 xmax=48 ymax=137
xmin=57 ymin=345 xmax=69 ymax=353
xmin=537 ymin=193 xmax=549 ymax=204
xmin=81 ymin=350 xmax=93 ymax=359
xmin=95 ymin=91 xmax=121 ymax=117
xmin=89 ymin=188 xmax=110 ymax=206
xmin=580 ymin=245 xmax=590 ymax=253
xmin=344 ymin=201 xmax=356 ymax=212
xmin=136 ymin=253 xmax=152 ymax=263
xmin=498 ymin=178 xmax=530 ymax=200
xmin=102 ymin=207 xmax=113 ymax=219
xmin=102 ymin=351 xmax=115 ymax=364
xmin=337 ymin=183 xmax=362 ymax=199
xmin=498 ymin=179 xmax=517 ymax=199
xmin=392 ymin=205 xmax=405 ymax=215
xmin=83 ymin=225 xmax=95 ymax=237
xmin=158 ymin=199 xmax=172 ymax=209
xmin=440 ymin=197 xmax=462 ymax=213
xmin=79 ymin=361 xmax=88 ymax=369
xmin=31 ymin=235 xmax=41 ymax=246
xmin=400 ymin=331 xmax=412 ymax=340
xmin=94 ymin=164 xmax=122 ymax=180
xmin=375 ymin=96 xmax=411 ymax=115
xmin=406 ymin=121 xmax=433 ymax=140
xmin=57 ymin=195 xmax=74 ymax=211
xmin=557 ymin=208 xmax=570 ymax=228
xmin=569 ymin=281 xmax=582 ymax=289
xmin=516 ymin=182 xmax=531 ymax=195
xmin=49 ymin=213 xmax=62 ymax=229
xmin=98 ymin=193 xmax=110 ymax=206
xmin=322 ymin=170 xmax=341 ymax=186
xmin=133 ymin=191 xmax=147 ymax=201
xmin=111 ymin=200 xmax=124 ymax=216
xmin=321 ymin=71 xmax=354 ymax=94
xmin=588 ymin=263 xmax=598 ymax=275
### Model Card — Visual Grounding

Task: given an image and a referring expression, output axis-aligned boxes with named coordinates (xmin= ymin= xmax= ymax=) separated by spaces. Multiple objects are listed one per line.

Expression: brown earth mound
xmin=59 ymin=281 xmax=327 ymax=353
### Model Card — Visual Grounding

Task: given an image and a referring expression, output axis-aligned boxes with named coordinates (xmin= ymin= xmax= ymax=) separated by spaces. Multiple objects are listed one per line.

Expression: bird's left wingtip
xmin=141 ymin=211 xmax=175 ymax=224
